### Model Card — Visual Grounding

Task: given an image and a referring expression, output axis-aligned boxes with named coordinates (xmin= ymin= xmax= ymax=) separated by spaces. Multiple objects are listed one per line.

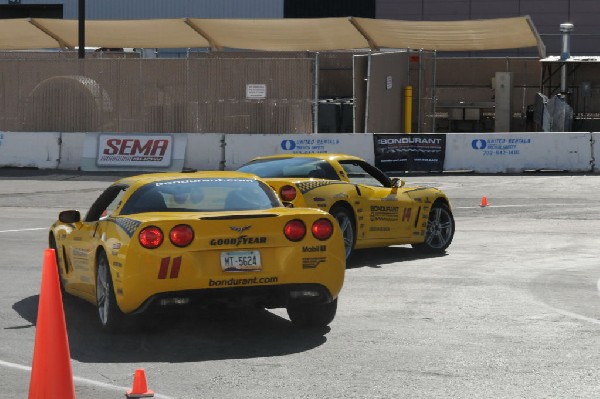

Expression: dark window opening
xmin=284 ymin=0 xmax=375 ymax=18
xmin=0 ymin=4 xmax=63 ymax=19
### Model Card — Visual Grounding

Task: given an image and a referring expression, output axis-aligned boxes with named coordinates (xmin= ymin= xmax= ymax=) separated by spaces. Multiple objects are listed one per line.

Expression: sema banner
xmin=82 ymin=133 xmax=187 ymax=171
xmin=374 ymin=134 xmax=446 ymax=172
xmin=98 ymin=134 xmax=172 ymax=166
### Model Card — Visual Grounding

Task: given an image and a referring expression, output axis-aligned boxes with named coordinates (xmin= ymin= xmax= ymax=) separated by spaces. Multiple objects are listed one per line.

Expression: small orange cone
xmin=126 ymin=369 xmax=155 ymax=398
xmin=28 ymin=249 xmax=75 ymax=399
xmin=479 ymin=196 xmax=489 ymax=207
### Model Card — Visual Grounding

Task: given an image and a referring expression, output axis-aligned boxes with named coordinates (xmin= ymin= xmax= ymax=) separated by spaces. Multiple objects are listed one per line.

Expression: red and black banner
xmin=374 ymin=134 xmax=446 ymax=173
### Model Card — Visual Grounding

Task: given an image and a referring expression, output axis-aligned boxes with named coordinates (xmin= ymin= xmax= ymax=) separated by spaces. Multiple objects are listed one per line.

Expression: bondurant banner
xmin=373 ymin=134 xmax=446 ymax=172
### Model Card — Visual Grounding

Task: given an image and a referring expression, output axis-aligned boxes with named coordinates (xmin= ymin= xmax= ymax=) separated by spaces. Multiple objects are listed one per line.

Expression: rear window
xmin=238 ymin=157 xmax=339 ymax=180
xmin=120 ymin=178 xmax=281 ymax=214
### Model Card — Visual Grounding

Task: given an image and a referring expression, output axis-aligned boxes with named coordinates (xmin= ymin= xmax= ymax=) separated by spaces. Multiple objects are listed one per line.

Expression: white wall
xmin=223 ymin=133 xmax=375 ymax=170
xmin=1 ymin=131 xmax=598 ymax=173
xmin=184 ymin=133 xmax=225 ymax=171
xmin=444 ymin=132 xmax=593 ymax=173
xmin=593 ymin=133 xmax=600 ymax=173
xmin=0 ymin=132 xmax=60 ymax=169
xmin=58 ymin=133 xmax=85 ymax=170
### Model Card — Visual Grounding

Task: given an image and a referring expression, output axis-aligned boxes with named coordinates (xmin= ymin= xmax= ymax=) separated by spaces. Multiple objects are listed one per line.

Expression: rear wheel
xmin=287 ymin=298 xmax=338 ymax=328
xmin=95 ymin=250 xmax=125 ymax=332
xmin=412 ymin=202 xmax=455 ymax=253
xmin=330 ymin=205 xmax=355 ymax=259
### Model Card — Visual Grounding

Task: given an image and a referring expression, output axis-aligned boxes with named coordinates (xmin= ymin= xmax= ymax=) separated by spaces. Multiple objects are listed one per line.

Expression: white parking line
xmin=536 ymin=301 xmax=600 ymax=326
xmin=0 ymin=228 xmax=46 ymax=234
xmin=0 ymin=359 xmax=175 ymax=399
xmin=455 ymin=203 xmax=569 ymax=209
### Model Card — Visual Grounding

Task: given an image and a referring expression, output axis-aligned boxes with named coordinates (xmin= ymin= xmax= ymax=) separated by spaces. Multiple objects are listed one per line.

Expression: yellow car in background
xmin=49 ymin=171 xmax=346 ymax=331
xmin=238 ymin=154 xmax=455 ymax=259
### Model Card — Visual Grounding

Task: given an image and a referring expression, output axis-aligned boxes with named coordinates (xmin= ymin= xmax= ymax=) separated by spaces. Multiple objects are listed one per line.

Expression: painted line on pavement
xmin=0 ymin=359 xmax=175 ymax=399
xmin=455 ymin=203 xmax=570 ymax=209
xmin=0 ymin=227 xmax=46 ymax=233
xmin=537 ymin=301 xmax=600 ymax=326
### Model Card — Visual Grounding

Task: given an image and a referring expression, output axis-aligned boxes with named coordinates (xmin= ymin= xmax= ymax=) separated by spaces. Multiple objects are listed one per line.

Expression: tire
xmin=412 ymin=202 xmax=455 ymax=253
xmin=49 ymin=234 xmax=66 ymax=294
xmin=330 ymin=205 xmax=355 ymax=260
xmin=95 ymin=250 xmax=125 ymax=332
xmin=287 ymin=298 xmax=338 ymax=328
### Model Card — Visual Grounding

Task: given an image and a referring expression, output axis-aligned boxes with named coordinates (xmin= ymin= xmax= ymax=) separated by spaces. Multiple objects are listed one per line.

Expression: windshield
xmin=238 ymin=157 xmax=340 ymax=180
xmin=120 ymin=178 xmax=281 ymax=214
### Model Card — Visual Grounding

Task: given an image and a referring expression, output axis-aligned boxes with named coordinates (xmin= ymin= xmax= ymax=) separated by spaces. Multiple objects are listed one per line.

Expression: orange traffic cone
xmin=28 ymin=249 xmax=75 ymax=399
xmin=126 ymin=369 xmax=155 ymax=398
xmin=479 ymin=196 xmax=489 ymax=207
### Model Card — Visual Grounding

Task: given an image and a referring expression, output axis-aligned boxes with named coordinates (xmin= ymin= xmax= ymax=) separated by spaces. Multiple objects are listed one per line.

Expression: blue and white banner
xmin=224 ymin=133 xmax=374 ymax=170
xmin=445 ymin=132 xmax=592 ymax=173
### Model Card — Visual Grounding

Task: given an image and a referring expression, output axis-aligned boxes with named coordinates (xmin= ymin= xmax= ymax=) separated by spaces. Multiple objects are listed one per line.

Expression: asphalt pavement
xmin=1 ymin=169 xmax=599 ymax=398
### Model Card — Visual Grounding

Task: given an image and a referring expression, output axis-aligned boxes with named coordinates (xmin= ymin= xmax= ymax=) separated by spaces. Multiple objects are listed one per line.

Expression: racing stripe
xmin=158 ymin=257 xmax=170 ymax=279
xmin=169 ymin=257 xmax=182 ymax=278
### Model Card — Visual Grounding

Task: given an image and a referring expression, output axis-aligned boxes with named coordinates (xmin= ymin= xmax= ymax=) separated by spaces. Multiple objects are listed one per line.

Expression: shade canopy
xmin=352 ymin=16 xmax=544 ymax=55
xmin=0 ymin=16 xmax=545 ymax=56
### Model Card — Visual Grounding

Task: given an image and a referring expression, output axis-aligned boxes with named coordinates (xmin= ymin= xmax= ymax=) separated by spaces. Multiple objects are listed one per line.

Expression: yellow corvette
xmin=238 ymin=154 xmax=455 ymax=259
xmin=49 ymin=171 xmax=345 ymax=331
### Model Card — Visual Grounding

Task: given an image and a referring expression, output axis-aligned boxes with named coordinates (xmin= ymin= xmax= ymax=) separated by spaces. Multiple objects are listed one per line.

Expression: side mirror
xmin=59 ymin=210 xmax=81 ymax=224
xmin=391 ymin=178 xmax=405 ymax=188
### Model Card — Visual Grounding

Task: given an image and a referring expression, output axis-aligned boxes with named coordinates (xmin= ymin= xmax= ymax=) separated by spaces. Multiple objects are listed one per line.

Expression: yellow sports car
xmin=49 ymin=171 xmax=345 ymax=331
xmin=237 ymin=154 xmax=455 ymax=259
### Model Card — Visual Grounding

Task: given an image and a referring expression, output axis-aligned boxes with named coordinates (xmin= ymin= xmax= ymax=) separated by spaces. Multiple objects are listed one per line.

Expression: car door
xmin=338 ymin=160 xmax=417 ymax=241
xmin=64 ymin=184 xmax=127 ymax=296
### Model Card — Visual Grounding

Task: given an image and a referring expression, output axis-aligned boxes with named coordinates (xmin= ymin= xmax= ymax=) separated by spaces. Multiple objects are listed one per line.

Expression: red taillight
xmin=139 ymin=226 xmax=164 ymax=249
xmin=170 ymin=224 xmax=194 ymax=247
xmin=311 ymin=218 xmax=334 ymax=240
xmin=280 ymin=185 xmax=297 ymax=201
xmin=284 ymin=219 xmax=306 ymax=241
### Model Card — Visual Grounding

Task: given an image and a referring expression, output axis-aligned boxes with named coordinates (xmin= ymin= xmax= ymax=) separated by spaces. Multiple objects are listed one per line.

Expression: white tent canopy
xmin=0 ymin=16 xmax=545 ymax=56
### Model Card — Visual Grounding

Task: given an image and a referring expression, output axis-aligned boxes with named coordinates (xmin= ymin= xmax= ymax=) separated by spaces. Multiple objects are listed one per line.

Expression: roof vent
xmin=560 ymin=22 xmax=574 ymax=60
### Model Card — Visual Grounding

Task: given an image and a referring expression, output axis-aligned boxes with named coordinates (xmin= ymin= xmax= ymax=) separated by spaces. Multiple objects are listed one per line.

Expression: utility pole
xmin=78 ymin=0 xmax=85 ymax=59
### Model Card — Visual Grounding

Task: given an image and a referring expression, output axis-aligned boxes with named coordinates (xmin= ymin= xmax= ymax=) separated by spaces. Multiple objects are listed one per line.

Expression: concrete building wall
xmin=376 ymin=0 xmax=600 ymax=57
xmin=3 ymin=0 xmax=283 ymax=19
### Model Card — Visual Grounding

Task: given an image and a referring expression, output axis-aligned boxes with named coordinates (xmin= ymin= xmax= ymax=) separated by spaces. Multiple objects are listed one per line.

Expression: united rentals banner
xmin=374 ymin=134 xmax=446 ymax=172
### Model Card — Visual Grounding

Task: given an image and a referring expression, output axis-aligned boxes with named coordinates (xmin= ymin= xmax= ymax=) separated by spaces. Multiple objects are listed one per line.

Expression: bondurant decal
xmin=377 ymin=137 xmax=443 ymax=145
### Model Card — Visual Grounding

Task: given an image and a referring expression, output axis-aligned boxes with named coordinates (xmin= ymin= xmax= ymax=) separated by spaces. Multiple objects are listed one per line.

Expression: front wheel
xmin=412 ymin=202 xmax=455 ymax=253
xmin=330 ymin=205 xmax=355 ymax=259
xmin=95 ymin=251 xmax=125 ymax=332
xmin=287 ymin=298 xmax=338 ymax=328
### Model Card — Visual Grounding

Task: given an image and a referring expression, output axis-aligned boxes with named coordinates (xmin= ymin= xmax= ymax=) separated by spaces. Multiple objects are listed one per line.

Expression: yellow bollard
xmin=404 ymin=85 xmax=413 ymax=133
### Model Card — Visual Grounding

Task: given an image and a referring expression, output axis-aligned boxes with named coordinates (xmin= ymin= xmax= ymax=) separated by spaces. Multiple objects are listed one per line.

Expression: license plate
xmin=220 ymin=250 xmax=261 ymax=272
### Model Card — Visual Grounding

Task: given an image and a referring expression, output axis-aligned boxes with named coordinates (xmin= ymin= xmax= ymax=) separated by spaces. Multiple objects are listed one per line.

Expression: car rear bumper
xmin=131 ymin=283 xmax=334 ymax=314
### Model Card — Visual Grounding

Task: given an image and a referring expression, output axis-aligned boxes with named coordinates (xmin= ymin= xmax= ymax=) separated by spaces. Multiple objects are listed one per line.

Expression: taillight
xmin=284 ymin=219 xmax=306 ymax=241
xmin=311 ymin=218 xmax=334 ymax=240
xmin=280 ymin=185 xmax=297 ymax=201
xmin=170 ymin=224 xmax=194 ymax=247
xmin=139 ymin=226 xmax=164 ymax=249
